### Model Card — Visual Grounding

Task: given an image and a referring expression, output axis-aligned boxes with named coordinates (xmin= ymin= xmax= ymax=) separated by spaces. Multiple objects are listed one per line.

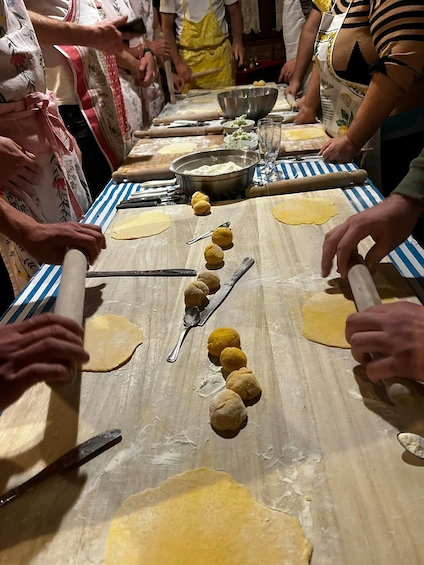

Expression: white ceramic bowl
xmin=223 ymin=132 xmax=258 ymax=149
xmin=222 ymin=119 xmax=255 ymax=134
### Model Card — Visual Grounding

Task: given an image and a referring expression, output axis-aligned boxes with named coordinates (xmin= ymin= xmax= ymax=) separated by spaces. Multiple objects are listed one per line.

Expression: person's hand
xmin=172 ymin=72 xmax=184 ymax=93
xmin=278 ymin=57 xmax=296 ymax=83
xmin=87 ymin=16 xmax=130 ymax=54
xmin=346 ymin=302 xmax=424 ymax=383
xmin=175 ymin=61 xmax=192 ymax=84
xmin=294 ymin=102 xmax=316 ymax=124
xmin=285 ymin=80 xmax=301 ymax=98
xmin=321 ymin=195 xmax=423 ymax=278
xmin=319 ymin=136 xmax=358 ymax=163
xmin=136 ymin=50 xmax=156 ymax=87
xmin=23 ymin=221 xmax=106 ymax=265
xmin=0 ymin=314 xmax=89 ymax=410
xmin=0 ymin=136 xmax=42 ymax=199
xmin=231 ymin=42 xmax=245 ymax=65
xmin=147 ymin=38 xmax=170 ymax=58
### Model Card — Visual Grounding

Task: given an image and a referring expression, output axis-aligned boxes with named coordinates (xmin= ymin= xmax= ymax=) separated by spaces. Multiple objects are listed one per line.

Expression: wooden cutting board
xmin=113 ymin=134 xmax=224 ymax=182
xmin=1 ymin=189 xmax=424 ymax=564
xmin=280 ymin=123 xmax=330 ymax=155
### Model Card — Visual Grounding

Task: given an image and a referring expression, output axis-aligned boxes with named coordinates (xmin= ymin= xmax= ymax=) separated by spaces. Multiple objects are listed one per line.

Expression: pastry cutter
xmin=0 ymin=429 xmax=122 ymax=508
xmin=347 ymin=252 xmax=415 ymax=407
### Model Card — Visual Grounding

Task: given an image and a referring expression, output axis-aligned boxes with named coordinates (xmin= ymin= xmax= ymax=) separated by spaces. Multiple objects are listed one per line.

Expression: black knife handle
xmin=0 ymin=429 xmax=122 ymax=508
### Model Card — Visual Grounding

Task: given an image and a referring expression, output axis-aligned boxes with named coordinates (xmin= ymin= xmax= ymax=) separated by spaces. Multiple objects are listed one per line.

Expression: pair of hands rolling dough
xmin=321 ymin=193 xmax=424 ymax=384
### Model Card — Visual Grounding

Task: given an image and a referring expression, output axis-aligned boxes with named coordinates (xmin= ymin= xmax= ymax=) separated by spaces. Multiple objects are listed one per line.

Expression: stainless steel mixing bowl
xmin=217 ymin=87 xmax=278 ymax=122
xmin=169 ymin=149 xmax=260 ymax=201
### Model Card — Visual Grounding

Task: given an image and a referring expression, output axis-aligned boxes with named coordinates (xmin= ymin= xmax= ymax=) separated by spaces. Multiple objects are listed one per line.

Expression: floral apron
xmin=0 ymin=0 xmax=91 ymax=295
xmin=179 ymin=0 xmax=234 ymax=92
xmin=54 ymin=0 xmax=132 ymax=169
xmin=314 ymin=1 xmax=367 ymax=138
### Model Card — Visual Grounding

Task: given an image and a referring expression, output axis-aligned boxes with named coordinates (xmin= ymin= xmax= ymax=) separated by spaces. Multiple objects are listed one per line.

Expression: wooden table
xmin=1 ymin=160 xmax=424 ymax=563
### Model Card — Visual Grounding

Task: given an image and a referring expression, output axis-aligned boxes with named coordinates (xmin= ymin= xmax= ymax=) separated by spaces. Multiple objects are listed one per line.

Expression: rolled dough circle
xmin=105 ymin=468 xmax=312 ymax=564
xmin=302 ymin=291 xmax=356 ymax=348
xmin=158 ymin=142 xmax=197 ymax=155
xmin=272 ymin=198 xmax=338 ymax=225
xmin=112 ymin=210 xmax=171 ymax=240
xmin=284 ymin=127 xmax=326 ymax=140
xmin=83 ymin=314 xmax=144 ymax=372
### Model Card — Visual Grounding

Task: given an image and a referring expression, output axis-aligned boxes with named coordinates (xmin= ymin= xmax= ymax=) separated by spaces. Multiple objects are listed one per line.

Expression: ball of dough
xmin=204 ymin=243 xmax=224 ymax=266
xmin=207 ymin=327 xmax=241 ymax=358
xmin=191 ymin=191 xmax=210 ymax=206
xmin=220 ymin=347 xmax=248 ymax=373
xmin=226 ymin=368 xmax=261 ymax=400
xmin=184 ymin=281 xmax=209 ymax=307
xmin=209 ymin=389 xmax=247 ymax=432
xmin=193 ymin=200 xmax=211 ymax=216
xmin=211 ymin=227 xmax=233 ymax=248
xmin=197 ymin=270 xmax=220 ymax=293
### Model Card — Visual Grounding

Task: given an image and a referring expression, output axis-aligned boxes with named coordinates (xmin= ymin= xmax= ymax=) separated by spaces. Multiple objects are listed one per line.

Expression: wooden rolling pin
xmin=347 ymin=253 xmax=415 ymax=407
xmin=153 ymin=110 xmax=222 ymax=126
xmin=285 ymin=93 xmax=298 ymax=111
xmin=191 ymin=67 xmax=222 ymax=79
xmin=159 ymin=32 xmax=176 ymax=105
xmin=52 ymin=248 xmax=88 ymax=384
xmin=134 ymin=125 xmax=223 ymax=138
xmin=245 ymin=169 xmax=368 ymax=198
xmin=112 ymin=167 xmax=174 ymax=183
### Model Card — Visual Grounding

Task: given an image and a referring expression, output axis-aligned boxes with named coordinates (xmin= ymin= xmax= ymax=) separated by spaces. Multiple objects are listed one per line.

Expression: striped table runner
xmin=2 ymin=160 xmax=423 ymax=326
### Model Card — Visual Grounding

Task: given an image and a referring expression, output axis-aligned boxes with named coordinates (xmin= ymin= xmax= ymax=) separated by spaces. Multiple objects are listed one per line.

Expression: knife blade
xmin=86 ymin=268 xmax=197 ymax=278
xmin=198 ymin=257 xmax=255 ymax=327
xmin=0 ymin=429 xmax=122 ymax=508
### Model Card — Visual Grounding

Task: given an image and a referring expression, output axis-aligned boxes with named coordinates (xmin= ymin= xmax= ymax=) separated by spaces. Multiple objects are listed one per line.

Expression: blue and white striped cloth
xmin=2 ymin=160 xmax=424 ymax=326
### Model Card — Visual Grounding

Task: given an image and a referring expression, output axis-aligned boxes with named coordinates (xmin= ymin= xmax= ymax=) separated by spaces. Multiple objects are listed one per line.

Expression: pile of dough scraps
xmin=207 ymin=327 xmax=262 ymax=433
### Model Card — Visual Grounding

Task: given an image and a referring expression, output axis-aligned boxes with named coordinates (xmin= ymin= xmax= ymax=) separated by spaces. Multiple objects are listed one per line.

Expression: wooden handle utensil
xmin=112 ymin=167 xmax=174 ymax=183
xmin=191 ymin=67 xmax=222 ymax=79
xmin=134 ymin=125 xmax=223 ymax=138
xmin=153 ymin=110 xmax=222 ymax=126
xmin=285 ymin=93 xmax=298 ymax=111
xmin=347 ymin=253 xmax=415 ymax=407
xmin=159 ymin=32 xmax=176 ymax=105
xmin=245 ymin=169 xmax=368 ymax=198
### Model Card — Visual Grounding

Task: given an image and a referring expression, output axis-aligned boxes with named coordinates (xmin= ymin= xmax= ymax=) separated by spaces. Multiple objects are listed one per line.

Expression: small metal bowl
xmin=169 ymin=149 xmax=260 ymax=201
xmin=217 ymin=87 xmax=278 ymax=122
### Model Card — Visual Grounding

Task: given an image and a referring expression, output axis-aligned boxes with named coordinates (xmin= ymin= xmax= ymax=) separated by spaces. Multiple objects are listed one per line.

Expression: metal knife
xmin=86 ymin=268 xmax=197 ymax=278
xmin=198 ymin=256 xmax=255 ymax=327
xmin=0 ymin=429 xmax=122 ymax=508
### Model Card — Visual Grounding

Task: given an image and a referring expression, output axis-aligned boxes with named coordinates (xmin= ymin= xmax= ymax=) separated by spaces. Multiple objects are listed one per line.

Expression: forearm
xmin=161 ymin=14 xmax=185 ymax=70
xmin=290 ymin=27 xmax=316 ymax=86
xmin=28 ymin=10 xmax=94 ymax=46
xmin=302 ymin=63 xmax=320 ymax=109
xmin=0 ymin=199 xmax=37 ymax=248
xmin=344 ymin=80 xmax=398 ymax=151
xmin=392 ymin=149 xmax=424 ymax=203
xmin=228 ymin=3 xmax=243 ymax=45
xmin=115 ymin=49 xmax=137 ymax=72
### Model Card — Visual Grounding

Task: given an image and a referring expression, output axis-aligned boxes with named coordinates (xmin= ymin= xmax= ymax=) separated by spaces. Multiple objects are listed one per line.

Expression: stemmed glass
xmin=257 ymin=118 xmax=282 ymax=181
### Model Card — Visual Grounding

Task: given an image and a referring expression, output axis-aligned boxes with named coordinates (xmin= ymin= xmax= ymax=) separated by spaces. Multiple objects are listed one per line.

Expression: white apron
xmin=314 ymin=1 xmax=367 ymax=138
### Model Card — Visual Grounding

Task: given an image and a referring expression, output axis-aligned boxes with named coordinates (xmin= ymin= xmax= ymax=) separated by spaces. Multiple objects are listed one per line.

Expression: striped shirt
xmin=331 ymin=0 xmax=424 ymax=115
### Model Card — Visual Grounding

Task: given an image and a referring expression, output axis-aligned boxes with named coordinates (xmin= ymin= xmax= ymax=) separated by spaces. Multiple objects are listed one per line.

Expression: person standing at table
xmin=278 ymin=0 xmax=313 ymax=87
xmin=282 ymin=4 xmax=322 ymax=98
xmin=0 ymin=0 xmax=94 ymax=299
xmin=321 ymin=148 xmax=424 ymax=383
xmin=294 ymin=0 xmax=424 ymax=194
xmin=160 ymin=0 xmax=244 ymax=92
xmin=25 ymin=0 xmax=135 ymax=199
